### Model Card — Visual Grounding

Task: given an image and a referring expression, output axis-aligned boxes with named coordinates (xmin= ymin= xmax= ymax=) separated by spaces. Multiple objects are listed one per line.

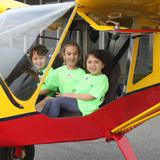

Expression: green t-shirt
xmin=42 ymin=65 xmax=85 ymax=94
xmin=73 ymin=73 xmax=109 ymax=116
xmin=40 ymin=67 xmax=55 ymax=96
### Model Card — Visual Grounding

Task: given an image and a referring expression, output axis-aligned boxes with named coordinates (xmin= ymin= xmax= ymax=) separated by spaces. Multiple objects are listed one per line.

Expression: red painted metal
xmin=0 ymin=84 xmax=160 ymax=158
xmin=110 ymin=134 xmax=138 ymax=160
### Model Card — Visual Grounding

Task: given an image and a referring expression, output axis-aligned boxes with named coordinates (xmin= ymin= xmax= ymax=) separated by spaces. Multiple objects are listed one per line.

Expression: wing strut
xmin=108 ymin=134 xmax=138 ymax=160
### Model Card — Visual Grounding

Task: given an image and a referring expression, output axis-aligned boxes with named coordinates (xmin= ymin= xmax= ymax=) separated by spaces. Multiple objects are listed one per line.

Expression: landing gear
xmin=0 ymin=145 xmax=35 ymax=160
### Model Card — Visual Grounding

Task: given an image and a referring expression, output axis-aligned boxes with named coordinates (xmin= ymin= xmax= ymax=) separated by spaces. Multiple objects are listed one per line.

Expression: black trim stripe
xmin=0 ymin=112 xmax=40 ymax=122
xmin=0 ymin=76 xmax=24 ymax=109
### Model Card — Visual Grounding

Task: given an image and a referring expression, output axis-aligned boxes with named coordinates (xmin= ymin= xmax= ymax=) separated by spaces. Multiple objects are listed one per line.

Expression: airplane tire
xmin=0 ymin=145 xmax=35 ymax=160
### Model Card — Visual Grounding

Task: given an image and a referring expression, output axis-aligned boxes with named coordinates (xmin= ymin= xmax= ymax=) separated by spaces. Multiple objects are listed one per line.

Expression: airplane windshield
xmin=0 ymin=2 xmax=75 ymax=100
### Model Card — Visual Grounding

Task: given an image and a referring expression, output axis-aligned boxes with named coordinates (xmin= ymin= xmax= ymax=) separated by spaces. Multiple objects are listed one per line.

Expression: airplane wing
xmin=76 ymin=0 xmax=160 ymax=31
xmin=0 ymin=0 xmax=28 ymax=13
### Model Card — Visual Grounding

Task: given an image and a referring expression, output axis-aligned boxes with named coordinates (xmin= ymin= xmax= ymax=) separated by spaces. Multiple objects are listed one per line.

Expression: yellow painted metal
xmin=77 ymin=10 xmax=127 ymax=31
xmin=0 ymin=0 xmax=33 ymax=118
xmin=76 ymin=0 xmax=160 ymax=33
xmin=76 ymin=0 xmax=160 ymax=10
xmin=111 ymin=103 xmax=160 ymax=133
xmin=119 ymin=110 xmax=160 ymax=133
xmin=136 ymin=18 xmax=160 ymax=28
xmin=0 ymin=0 xmax=28 ymax=13
xmin=0 ymin=80 xmax=35 ymax=118
xmin=76 ymin=0 xmax=160 ymax=28
xmin=76 ymin=0 xmax=160 ymax=17
xmin=127 ymin=32 xmax=160 ymax=92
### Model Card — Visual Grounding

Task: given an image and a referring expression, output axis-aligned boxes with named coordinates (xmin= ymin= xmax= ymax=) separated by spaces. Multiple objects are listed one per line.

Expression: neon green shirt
xmin=73 ymin=73 xmax=109 ymax=116
xmin=40 ymin=67 xmax=55 ymax=96
xmin=42 ymin=65 xmax=85 ymax=94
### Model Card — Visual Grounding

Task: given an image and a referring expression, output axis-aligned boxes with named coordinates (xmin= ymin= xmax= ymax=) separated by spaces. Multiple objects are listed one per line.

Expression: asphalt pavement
xmin=34 ymin=116 xmax=160 ymax=160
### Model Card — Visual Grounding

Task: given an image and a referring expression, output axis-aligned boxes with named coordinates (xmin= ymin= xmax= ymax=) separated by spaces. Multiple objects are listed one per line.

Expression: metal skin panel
xmin=0 ymin=83 xmax=159 ymax=160
xmin=0 ymin=84 xmax=160 ymax=146
xmin=76 ymin=0 xmax=160 ymax=30
xmin=76 ymin=0 xmax=160 ymax=19
xmin=127 ymin=33 xmax=160 ymax=92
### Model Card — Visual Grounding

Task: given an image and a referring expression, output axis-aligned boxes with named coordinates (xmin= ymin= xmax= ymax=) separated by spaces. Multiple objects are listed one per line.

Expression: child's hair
xmin=85 ymin=49 xmax=108 ymax=73
xmin=85 ymin=49 xmax=107 ymax=64
xmin=61 ymin=42 xmax=81 ymax=55
xmin=30 ymin=44 xmax=48 ymax=59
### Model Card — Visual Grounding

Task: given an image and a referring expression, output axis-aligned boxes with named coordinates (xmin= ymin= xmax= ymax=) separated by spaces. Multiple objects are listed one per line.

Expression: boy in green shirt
xmin=41 ymin=49 xmax=109 ymax=117
xmin=30 ymin=44 xmax=54 ymax=97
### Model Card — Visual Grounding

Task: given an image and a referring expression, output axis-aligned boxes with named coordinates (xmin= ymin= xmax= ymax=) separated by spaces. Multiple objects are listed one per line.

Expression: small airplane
xmin=0 ymin=0 xmax=160 ymax=160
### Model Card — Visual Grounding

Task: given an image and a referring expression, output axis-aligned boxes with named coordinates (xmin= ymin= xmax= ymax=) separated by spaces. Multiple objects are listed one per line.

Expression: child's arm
xmin=39 ymin=89 xmax=51 ymax=96
xmin=57 ymin=93 xmax=96 ymax=101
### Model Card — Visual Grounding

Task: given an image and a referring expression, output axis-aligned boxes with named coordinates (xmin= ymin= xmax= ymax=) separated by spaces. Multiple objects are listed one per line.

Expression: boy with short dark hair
xmin=30 ymin=44 xmax=55 ymax=98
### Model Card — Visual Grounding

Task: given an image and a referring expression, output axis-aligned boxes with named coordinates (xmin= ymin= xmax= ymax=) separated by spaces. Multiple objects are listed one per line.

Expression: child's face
xmin=86 ymin=55 xmax=105 ymax=75
xmin=32 ymin=51 xmax=47 ymax=70
xmin=63 ymin=46 xmax=79 ymax=69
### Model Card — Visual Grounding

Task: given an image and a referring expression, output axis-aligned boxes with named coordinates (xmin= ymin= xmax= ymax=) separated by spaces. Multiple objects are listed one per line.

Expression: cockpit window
xmin=0 ymin=3 xmax=74 ymax=100
xmin=133 ymin=35 xmax=153 ymax=84
xmin=5 ymin=55 xmax=38 ymax=100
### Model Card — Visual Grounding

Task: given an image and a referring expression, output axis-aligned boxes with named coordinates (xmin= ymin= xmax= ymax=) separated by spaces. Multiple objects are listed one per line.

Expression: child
xmin=41 ymin=49 xmax=109 ymax=117
xmin=30 ymin=44 xmax=54 ymax=98
xmin=36 ymin=42 xmax=85 ymax=111
xmin=30 ymin=44 xmax=53 ymax=78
